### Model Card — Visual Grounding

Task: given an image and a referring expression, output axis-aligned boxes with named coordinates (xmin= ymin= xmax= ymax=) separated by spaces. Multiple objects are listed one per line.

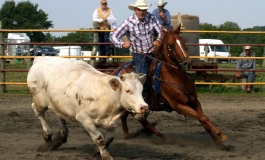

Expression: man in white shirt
xmin=93 ymin=0 xmax=117 ymax=63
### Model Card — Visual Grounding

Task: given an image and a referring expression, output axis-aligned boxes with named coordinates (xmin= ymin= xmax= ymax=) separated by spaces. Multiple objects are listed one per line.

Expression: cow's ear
xmin=109 ymin=78 xmax=120 ymax=91
xmin=138 ymin=73 xmax=146 ymax=85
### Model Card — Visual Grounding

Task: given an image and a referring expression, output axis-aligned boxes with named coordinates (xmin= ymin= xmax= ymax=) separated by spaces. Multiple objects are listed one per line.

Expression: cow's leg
xmin=104 ymin=127 xmax=116 ymax=149
xmin=76 ymin=112 xmax=113 ymax=160
xmin=58 ymin=118 xmax=69 ymax=144
xmin=32 ymin=103 xmax=52 ymax=143
xmin=40 ymin=118 xmax=69 ymax=151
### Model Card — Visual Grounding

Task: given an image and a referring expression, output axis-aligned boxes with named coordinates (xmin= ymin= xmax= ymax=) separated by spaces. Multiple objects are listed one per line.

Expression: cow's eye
xmin=126 ymin=90 xmax=132 ymax=94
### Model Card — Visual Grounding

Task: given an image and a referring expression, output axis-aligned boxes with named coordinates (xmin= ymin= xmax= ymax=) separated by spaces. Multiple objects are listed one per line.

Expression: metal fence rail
xmin=1 ymin=55 xmax=265 ymax=85
xmin=1 ymin=29 xmax=265 ymax=93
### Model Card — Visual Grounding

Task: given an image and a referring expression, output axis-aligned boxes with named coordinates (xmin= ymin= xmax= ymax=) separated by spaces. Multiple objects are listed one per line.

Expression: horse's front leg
xmin=120 ymin=110 xmax=130 ymax=139
xmin=194 ymin=100 xmax=228 ymax=144
xmin=171 ymin=102 xmax=228 ymax=145
xmin=134 ymin=113 xmax=165 ymax=139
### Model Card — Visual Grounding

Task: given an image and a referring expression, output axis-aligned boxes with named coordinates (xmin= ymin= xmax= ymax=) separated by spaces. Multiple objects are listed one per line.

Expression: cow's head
xmin=109 ymin=72 xmax=149 ymax=114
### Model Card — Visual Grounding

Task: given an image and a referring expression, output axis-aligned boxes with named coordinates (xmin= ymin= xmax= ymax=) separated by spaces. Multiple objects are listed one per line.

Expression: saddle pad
xmin=114 ymin=61 xmax=132 ymax=76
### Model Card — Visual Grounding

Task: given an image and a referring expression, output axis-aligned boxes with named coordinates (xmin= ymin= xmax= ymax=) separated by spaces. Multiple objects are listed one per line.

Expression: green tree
xmin=0 ymin=1 xmax=53 ymax=42
xmin=54 ymin=30 xmax=94 ymax=51
xmin=242 ymin=26 xmax=265 ymax=57
xmin=199 ymin=23 xmax=218 ymax=39
xmin=217 ymin=21 xmax=241 ymax=56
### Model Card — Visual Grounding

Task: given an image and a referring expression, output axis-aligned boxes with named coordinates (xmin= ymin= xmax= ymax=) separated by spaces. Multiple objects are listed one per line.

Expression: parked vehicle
xmin=31 ymin=46 xmax=58 ymax=56
xmin=199 ymin=39 xmax=231 ymax=62
xmin=53 ymin=46 xmax=82 ymax=59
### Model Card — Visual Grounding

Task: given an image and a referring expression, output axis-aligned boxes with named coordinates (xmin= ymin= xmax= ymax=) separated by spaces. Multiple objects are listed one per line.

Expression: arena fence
xmin=1 ymin=29 xmax=265 ymax=93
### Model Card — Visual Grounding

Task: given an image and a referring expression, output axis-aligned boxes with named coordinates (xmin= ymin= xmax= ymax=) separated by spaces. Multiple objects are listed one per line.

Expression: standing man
xmin=152 ymin=0 xmax=172 ymax=29
xmin=111 ymin=0 xmax=162 ymax=75
xmin=93 ymin=0 xmax=117 ymax=63
xmin=236 ymin=46 xmax=256 ymax=93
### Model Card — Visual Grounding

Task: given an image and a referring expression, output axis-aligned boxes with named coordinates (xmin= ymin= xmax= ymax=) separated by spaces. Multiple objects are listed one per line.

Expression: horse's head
xmin=161 ymin=24 xmax=191 ymax=69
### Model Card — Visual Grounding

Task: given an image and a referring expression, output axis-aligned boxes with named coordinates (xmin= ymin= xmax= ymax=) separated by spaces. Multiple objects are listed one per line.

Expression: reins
xmin=146 ymin=32 xmax=195 ymax=95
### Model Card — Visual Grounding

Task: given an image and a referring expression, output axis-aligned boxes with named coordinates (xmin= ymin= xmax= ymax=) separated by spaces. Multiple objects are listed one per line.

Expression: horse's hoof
xmin=220 ymin=144 xmax=235 ymax=151
xmin=220 ymin=134 xmax=228 ymax=142
xmin=43 ymin=134 xmax=52 ymax=143
xmin=123 ymin=134 xmax=130 ymax=140
xmin=37 ymin=144 xmax=50 ymax=152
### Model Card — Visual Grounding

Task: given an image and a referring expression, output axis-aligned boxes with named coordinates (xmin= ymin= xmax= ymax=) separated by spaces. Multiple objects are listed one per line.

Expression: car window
xmin=210 ymin=45 xmax=228 ymax=52
xmin=41 ymin=47 xmax=55 ymax=52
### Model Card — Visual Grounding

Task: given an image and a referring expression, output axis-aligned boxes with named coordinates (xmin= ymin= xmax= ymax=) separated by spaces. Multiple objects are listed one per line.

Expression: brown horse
xmin=112 ymin=25 xmax=228 ymax=146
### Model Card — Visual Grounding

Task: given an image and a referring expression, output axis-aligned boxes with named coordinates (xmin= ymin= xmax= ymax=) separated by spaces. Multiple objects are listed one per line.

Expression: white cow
xmin=27 ymin=57 xmax=148 ymax=160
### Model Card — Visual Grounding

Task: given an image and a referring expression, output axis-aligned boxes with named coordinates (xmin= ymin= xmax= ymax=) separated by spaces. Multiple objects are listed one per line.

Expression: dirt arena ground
xmin=0 ymin=94 xmax=265 ymax=160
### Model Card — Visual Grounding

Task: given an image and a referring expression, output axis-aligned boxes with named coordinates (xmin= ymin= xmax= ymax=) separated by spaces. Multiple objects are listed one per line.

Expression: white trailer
xmin=53 ymin=46 xmax=82 ymax=59
xmin=6 ymin=33 xmax=30 ymax=56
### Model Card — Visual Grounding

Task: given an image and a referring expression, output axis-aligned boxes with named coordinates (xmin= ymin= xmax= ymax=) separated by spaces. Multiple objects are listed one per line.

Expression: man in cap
xmin=152 ymin=0 xmax=172 ymax=29
xmin=93 ymin=0 xmax=117 ymax=63
xmin=236 ymin=46 xmax=256 ymax=93
xmin=111 ymin=0 xmax=162 ymax=74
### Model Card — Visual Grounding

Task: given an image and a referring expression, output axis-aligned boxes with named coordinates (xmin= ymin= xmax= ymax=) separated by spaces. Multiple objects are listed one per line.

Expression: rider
xmin=111 ymin=0 xmax=162 ymax=75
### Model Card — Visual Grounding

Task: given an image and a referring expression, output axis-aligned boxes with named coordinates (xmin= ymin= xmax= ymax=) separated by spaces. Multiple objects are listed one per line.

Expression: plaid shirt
xmin=111 ymin=12 xmax=162 ymax=54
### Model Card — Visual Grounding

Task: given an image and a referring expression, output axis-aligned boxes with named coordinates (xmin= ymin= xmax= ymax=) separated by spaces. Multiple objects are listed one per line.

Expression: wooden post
xmin=0 ymin=21 xmax=7 ymax=93
xmin=26 ymin=45 xmax=31 ymax=69
xmin=91 ymin=21 xmax=99 ymax=67
xmin=263 ymin=47 xmax=265 ymax=68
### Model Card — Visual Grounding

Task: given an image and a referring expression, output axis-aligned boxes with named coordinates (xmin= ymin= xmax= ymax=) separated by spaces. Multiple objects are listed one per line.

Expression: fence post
xmin=91 ymin=21 xmax=99 ymax=67
xmin=0 ymin=21 xmax=7 ymax=93
xmin=263 ymin=47 xmax=265 ymax=68
xmin=26 ymin=45 xmax=31 ymax=69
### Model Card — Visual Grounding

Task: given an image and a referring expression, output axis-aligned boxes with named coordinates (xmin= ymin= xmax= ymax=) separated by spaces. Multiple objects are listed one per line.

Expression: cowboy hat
xmin=156 ymin=0 xmax=167 ymax=7
xmin=101 ymin=0 xmax=107 ymax=3
xmin=244 ymin=46 xmax=251 ymax=50
xmin=128 ymin=0 xmax=149 ymax=10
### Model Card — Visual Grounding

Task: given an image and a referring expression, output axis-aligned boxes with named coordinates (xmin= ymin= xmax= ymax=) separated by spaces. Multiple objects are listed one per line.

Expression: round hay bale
xmin=171 ymin=14 xmax=200 ymax=59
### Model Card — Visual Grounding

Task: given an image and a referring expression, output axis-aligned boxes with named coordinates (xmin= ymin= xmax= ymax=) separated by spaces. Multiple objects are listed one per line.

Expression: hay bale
xmin=171 ymin=14 xmax=200 ymax=58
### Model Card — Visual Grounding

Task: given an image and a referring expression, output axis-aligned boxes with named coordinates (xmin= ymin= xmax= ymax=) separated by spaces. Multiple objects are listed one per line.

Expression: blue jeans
xmin=132 ymin=53 xmax=152 ymax=74
xmin=98 ymin=31 xmax=110 ymax=62
xmin=132 ymin=53 xmax=152 ymax=97
xmin=242 ymin=71 xmax=255 ymax=91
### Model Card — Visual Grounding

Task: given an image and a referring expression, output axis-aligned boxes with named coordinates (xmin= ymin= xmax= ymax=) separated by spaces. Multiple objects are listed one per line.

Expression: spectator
xmin=236 ymin=46 xmax=256 ymax=93
xmin=93 ymin=0 xmax=117 ymax=63
xmin=152 ymin=0 xmax=172 ymax=29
